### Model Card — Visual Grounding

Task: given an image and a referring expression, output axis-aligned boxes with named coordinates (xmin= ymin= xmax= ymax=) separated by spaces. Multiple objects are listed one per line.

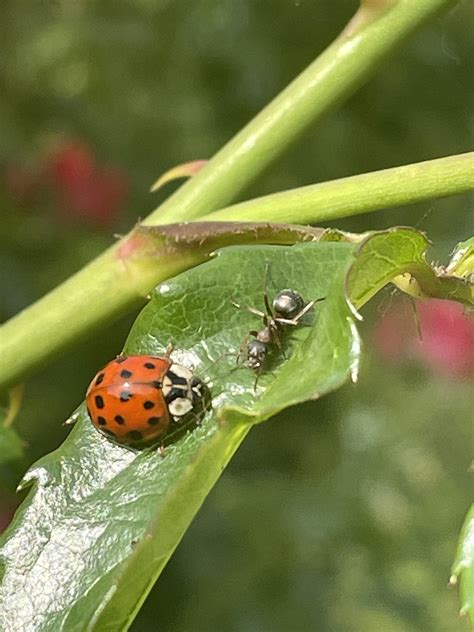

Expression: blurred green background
xmin=0 ymin=1 xmax=473 ymax=630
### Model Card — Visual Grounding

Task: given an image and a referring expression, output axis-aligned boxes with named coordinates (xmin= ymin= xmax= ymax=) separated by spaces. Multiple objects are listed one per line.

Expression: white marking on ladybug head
xmin=162 ymin=374 xmax=172 ymax=398
xmin=169 ymin=397 xmax=193 ymax=418
xmin=169 ymin=364 xmax=193 ymax=381
xmin=191 ymin=382 xmax=203 ymax=398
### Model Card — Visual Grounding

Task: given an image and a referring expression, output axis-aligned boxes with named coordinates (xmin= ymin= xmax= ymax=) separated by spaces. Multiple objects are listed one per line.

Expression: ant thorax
xmin=256 ymin=325 xmax=272 ymax=344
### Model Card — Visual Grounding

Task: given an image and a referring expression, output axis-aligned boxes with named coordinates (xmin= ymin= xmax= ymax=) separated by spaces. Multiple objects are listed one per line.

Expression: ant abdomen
xmin=272 ymin=289 xmax=305 ymax=320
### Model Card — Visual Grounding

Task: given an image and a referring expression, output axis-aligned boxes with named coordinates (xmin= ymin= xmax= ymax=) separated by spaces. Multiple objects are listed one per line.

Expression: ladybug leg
xmin=184 ymin=409 xmax=204 ymax=428
xmin=165 ymin=343 xmax=175 ymax=358
xmin=194 ymin=412 xmax=203 ymax=427
xmin=140 ymin=444 xmax=157 ymax=456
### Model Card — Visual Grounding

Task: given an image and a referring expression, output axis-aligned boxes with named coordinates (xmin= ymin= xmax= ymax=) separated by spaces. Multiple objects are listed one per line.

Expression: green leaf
xmin=451 ymin=505 xmax=474 ymax=625
xmin=0 ymin=241 xmax=355 ymax=631
xmin=0 ymin=228 xmax=472 ymax=631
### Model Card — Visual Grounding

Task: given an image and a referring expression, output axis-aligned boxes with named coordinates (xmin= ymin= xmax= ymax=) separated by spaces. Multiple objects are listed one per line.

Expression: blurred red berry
xmin=374 ymin=298 xmax=474 ymax=378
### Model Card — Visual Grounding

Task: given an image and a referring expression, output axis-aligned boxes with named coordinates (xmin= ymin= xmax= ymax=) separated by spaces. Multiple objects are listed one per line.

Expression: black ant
xmin=232 ymin=264 xmax=324 ymax=387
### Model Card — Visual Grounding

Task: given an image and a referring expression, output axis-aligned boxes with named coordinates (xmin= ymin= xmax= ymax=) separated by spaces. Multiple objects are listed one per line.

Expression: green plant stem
xmin=148 ymin=0 xmax=457 ymax=224
xmin=200 ymin=153 xmax=474 ymax=224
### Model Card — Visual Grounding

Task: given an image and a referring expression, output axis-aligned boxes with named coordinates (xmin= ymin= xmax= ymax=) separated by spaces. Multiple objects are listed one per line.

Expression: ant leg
xmin=277 ymin=297 xmax=325 ymax=326
xmin=235 ymin=334 xmax=249 ymax=366
xmin=262 ymin=262 xmax=274 ymax=318
xmin=253 ymin=367 xmax=263 ymax=392
xmin=269 ymin=322 xmax=282 ymax=349
xmin=235 ymin=332 xmax=258 ymax=366
xmin=276 ymin=301 xmax=314 ymax=326
xmin=212 ymin=351 xmax=236 ymax=367
xmin=248 ymin=306 xmax=267 ymax=319
xmin=232 ymin=301 xmax=266 ymax=320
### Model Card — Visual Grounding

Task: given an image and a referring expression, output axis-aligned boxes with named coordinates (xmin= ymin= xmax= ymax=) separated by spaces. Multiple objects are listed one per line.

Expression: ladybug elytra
xmin=86 ymin=353 xmax=208 ymax=447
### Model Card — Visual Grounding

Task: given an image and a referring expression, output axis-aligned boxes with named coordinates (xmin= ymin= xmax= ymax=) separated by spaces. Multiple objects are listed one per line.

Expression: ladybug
xmin=86 ymin=353 xmax=208 ymax=447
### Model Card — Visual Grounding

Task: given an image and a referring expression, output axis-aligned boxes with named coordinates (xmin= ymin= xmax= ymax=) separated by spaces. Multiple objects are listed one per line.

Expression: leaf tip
xmin=63 ymin=410 xmax=81 ymax=426
xmin=16 ymin=465 xmax=50 ymax=493
xmin=150 ymin=159 xmax=208 ymax=192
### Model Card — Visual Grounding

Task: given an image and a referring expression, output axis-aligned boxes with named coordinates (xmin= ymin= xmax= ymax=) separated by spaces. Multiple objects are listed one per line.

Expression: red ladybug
xmin=86 ymin=354 xmax=208 ymax=447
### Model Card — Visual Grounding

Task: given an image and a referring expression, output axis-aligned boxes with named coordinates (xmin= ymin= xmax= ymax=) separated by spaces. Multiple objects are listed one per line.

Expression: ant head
xmin=247 ymin=339 xmax=267 ymax=370
xmin=272 ymin=289 xmax=305 ymax=320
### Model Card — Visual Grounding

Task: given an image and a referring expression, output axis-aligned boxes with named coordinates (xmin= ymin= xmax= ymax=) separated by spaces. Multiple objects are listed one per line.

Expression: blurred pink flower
xmin=4 ymin=140 xmax=129 ymax=228
xmin=48 ymin=141 xmax=128 ymax=228
xmin=49 ymin=141 xmax=95 ymax=190
xmin=373 ymin=298 xmax=474 ymax=378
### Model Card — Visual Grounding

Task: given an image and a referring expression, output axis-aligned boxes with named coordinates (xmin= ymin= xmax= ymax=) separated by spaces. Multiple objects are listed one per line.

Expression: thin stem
xmin=148 ymin=0 xmax=457 ymax=224
xmin=200 ymin=153 xmax=474 ymax=224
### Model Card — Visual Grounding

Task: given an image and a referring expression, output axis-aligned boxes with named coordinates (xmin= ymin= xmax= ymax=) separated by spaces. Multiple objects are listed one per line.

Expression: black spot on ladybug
xmin=95 ymin=373 xmax=105 ymax=386
xmin=152 ymin=381 xmax=162 ymax=389
xmin=148 ymin=417 xmax=161 ymax=426
xmin=120 ymin=369 xmax=132 ymax=379
xmin=94 ymin=395 xmax=105 ymax=409
xmin=97 ymin=416 xmax=107 ymax=426
xmin=115 ymin=356 xmax=127 ymax=364
xmin=143 ymin=401 xmax=155 ymax=410
xmin=165 ymin=387 xmax=186 ymax=403
xmin=114 ymin=415 xmax=125 ymax=425
xmin=144 ymin=362 xmax=155 ymax=369
xmin=128 ymin=430 xmax=143 ymax=441
xmin=166 ymin=370 xmax=188 ymax=386
xmin=120 ymin=391 xmax=132 ymax=401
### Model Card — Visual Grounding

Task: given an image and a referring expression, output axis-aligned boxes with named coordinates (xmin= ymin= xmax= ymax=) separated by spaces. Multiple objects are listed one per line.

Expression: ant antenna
xmin=263 ymin=262 xmax=274 ymax=317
